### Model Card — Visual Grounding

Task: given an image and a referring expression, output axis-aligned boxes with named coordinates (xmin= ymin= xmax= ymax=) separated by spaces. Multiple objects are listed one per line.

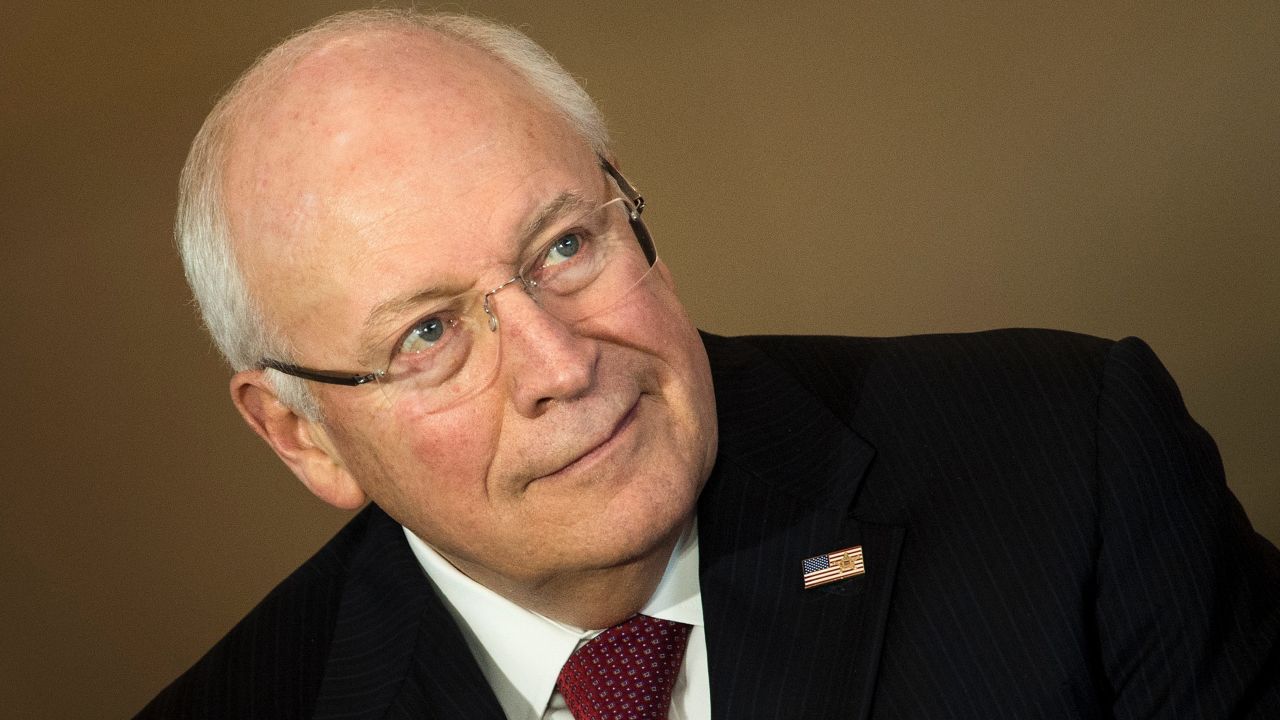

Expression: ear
xmin=229 ymin=370 xmax=367 ymax=510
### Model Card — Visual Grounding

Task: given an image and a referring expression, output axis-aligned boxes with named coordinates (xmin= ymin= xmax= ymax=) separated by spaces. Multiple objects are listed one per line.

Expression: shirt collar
xmin=404 ymin=519 xmax=702 ymax=720
xmin=641 ymin=518 xmax=703 ymax=627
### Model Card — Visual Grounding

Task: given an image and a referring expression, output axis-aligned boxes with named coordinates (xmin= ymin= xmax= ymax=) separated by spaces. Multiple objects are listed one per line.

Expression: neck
xmin=446 ymin=525 xmax=684 ymax=630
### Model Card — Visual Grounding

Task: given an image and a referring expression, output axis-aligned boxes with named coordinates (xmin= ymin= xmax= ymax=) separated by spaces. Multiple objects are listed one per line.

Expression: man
xmin=141 ymin=8 xmax=1280 ymax=719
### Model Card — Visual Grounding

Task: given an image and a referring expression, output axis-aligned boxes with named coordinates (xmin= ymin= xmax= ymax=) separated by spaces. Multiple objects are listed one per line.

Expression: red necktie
xmin=556 ymin=614 xmax=692 ymax=720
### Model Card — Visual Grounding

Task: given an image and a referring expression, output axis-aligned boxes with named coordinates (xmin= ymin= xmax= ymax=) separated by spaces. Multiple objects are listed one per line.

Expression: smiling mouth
xmin=536 ymin=397 xmax=642 ymax=482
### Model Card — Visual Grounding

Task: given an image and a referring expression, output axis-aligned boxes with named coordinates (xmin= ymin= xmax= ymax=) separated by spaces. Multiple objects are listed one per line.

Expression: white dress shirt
xmin=404 ymin=521 xmax=710 ymax=720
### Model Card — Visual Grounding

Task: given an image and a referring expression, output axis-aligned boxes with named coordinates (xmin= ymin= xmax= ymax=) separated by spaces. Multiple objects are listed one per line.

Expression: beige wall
xmin=3 ymin=2 xmax=1277 ymax=716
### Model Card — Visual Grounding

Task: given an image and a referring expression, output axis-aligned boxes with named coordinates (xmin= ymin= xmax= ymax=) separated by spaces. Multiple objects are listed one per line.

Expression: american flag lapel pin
xmin=802 ymin=545 xmax=865 ymax=589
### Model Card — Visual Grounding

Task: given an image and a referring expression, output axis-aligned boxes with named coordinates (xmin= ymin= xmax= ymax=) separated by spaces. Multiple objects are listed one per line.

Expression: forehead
xmin=221 ymin=28 xmax=600 ymax=354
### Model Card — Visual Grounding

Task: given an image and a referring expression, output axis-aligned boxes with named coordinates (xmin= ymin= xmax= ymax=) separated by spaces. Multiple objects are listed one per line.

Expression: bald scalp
xmin=220 ymin=29 xmax=508 ymax=271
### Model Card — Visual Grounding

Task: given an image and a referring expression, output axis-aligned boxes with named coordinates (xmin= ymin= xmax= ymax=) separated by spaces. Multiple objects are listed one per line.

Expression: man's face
xmin=224 ymin=33 xmax=717 ymax=589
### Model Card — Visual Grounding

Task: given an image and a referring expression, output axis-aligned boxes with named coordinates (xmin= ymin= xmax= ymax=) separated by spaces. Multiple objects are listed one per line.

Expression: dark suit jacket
xmin=139 ymin=330 xmax=1280 ymax=718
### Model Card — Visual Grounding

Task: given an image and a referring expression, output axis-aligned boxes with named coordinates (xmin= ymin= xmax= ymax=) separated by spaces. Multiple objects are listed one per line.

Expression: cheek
xmin=636 ymin=285 xmax=709 ymax=391
xmin=597 ymin=274 xmax=691 ymax=353
xmin=388 ymin=394 xmax=506 ymax=498
xmin=323 ymin=392 xmax=506 ymax=513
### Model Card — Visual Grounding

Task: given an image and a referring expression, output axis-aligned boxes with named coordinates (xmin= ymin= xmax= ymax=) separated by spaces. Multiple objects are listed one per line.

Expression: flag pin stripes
xmin=802 ymin=545 xmax=865 ymax=589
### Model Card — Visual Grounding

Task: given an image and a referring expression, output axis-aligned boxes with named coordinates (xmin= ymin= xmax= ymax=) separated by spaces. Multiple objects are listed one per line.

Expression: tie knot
xmin=557 ymin=614 xmax=692 ymax=720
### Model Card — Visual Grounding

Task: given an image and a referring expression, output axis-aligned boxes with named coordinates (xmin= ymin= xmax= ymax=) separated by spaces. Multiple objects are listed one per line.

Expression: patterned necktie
xmin=556 ymin=614 xmax=692 ymax=720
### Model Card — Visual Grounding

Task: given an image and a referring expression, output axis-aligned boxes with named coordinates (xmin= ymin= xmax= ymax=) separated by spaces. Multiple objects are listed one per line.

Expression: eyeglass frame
xmin=256 ymin=157 xmax=654 ymax=387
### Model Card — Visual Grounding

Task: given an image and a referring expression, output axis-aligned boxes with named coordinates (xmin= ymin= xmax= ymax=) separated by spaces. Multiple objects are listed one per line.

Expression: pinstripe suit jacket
xmin=139 ymin=330 xmax=1280 ymax=719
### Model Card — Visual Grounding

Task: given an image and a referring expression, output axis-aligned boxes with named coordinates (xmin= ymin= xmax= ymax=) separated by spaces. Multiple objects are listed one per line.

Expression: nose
xmin=489 ymin=287 xmax=598 ymax=418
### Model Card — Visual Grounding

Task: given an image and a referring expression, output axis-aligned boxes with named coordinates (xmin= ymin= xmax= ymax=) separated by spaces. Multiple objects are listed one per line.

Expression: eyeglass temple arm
xmin=600 ymin=157 xmax=644 ymax=215
xmin=258 ymin=359 xmax=381 ymax=386
xmin=599 ymin=157 xmax=655 ymax=265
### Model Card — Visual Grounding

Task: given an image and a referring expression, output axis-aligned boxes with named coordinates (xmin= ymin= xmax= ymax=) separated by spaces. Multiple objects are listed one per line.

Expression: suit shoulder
xmin=135 ymin=507 xmax=379 ymax=719
xmin=734 ymin=328 xmax=1111 ymax=372
xmin=709 ymin=329 xmax=1115 ymax=424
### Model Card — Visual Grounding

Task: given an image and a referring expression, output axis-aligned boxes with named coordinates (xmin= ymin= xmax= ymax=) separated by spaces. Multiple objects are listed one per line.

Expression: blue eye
xmin=544 ymin=233 xmax=581 ymax=265
xmin=399 ymin=316 xmax=448 ymax=354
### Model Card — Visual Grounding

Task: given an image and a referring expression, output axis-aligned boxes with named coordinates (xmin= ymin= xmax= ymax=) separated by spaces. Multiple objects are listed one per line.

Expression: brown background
xmin=3 ymin=2 xmax=1277 ymax=716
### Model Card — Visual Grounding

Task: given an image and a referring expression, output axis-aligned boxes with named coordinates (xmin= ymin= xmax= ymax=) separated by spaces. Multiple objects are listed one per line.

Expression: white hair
xmin=176 ymin=9 xmax=612 ymax=420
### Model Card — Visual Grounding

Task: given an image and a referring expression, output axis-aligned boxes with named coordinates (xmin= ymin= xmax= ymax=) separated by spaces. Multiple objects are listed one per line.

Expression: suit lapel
xmin=699 ymin=334 xmax=906 ymax=719
xmin=312 ymin=505 xmax=505 ymax=720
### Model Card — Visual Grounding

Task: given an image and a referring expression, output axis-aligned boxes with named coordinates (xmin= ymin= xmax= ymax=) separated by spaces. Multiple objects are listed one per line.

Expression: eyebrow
xmin=517 ymin=191 xmax=589 ymax=254
xmin=353 ymin=190 xmax=592 ymax=360
xmin=355 ymin=283 xmax=462 ymax=363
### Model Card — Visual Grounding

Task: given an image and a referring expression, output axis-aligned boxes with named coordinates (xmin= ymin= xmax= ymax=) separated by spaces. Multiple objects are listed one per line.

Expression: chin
xmin=590 ymin=475 xmax=698 ymax=564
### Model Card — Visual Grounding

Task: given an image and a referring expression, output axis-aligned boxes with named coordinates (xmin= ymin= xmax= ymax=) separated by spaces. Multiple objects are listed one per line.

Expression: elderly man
xmin=141 ymin=9 xmax=1280 ymax=720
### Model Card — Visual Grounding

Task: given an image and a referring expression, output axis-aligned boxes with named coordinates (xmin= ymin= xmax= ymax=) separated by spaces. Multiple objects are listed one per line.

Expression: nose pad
xmin=483 ymin=275 xmax=528 ymax=332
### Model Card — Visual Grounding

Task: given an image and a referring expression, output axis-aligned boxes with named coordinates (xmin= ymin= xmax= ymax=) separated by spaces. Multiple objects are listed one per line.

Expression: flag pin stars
xmin=802 ymin=545 xmax=865 ymax=589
